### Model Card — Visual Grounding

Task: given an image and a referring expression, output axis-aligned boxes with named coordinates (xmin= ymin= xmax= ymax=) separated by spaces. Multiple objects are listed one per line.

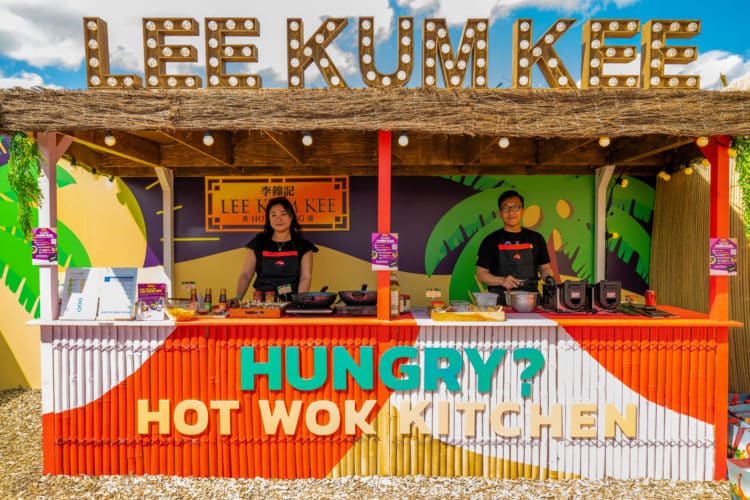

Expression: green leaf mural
xmin=427 ymin=174 xmax=654 ymax=299
xmin=1 ymin=153 xmax=92 ymax=317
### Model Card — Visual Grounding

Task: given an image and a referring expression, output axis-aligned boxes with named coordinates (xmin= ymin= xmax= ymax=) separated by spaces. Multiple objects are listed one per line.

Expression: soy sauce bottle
xmin=203 ymin=288 xmax=213 ymax=313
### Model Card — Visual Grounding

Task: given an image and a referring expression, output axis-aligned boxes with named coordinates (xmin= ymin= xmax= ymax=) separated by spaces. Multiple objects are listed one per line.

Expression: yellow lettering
xmin=344 ymin=399 xmax=377 ymax=435
xmin=399 ymin=400 xmax=431 ymax=434
xmin=529 ymin=403 xmax=563 ymax=438
xmin=455 ymin=402 xmax=486 ymax=438
xmin=490 ymin=402 xmax=520 ymax=437
xmin=259 ymin=400 xmax=302 ymax=434
xmin=605 ymin=403 xmax=638 ymax=438
xmin=306 ymin=400 xmax=340 ymax=436
xmin=137 ymin=399 xmax=170 ymax=434
xmin=210 ymin=400 xmax=240 ymax=435
xmin=570 ymin=403 xmax=597 ymax=438
xmin=174 ymin=399 xmax=209 ymax=436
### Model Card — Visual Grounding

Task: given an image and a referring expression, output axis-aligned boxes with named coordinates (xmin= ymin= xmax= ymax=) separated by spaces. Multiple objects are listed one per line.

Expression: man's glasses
xmin=500 ymin=204 xmax=523 ymax=213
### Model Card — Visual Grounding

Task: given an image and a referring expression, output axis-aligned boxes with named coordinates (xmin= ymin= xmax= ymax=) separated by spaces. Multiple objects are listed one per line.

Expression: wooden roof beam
xmin=263 ymin=130 xmax=303 ymax=165
xmin=609 ymin=135 xmax=695 ymax=165
xmin=157 ymin=130 xmax=232 ymax=166
xmin=68 ymin=130 xmax=162 ymax=169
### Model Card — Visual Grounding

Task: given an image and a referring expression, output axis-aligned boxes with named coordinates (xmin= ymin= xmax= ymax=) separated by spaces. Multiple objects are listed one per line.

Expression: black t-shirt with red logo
xmin=244 ymin=233 xmax=319 ymax=293
xmin=476 ymin=227 xmax=550 ymax=295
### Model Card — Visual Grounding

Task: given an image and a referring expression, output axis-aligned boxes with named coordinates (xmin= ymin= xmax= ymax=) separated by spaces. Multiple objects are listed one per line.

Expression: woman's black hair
xmin=262 ymin=197 xmax=303 ymax=235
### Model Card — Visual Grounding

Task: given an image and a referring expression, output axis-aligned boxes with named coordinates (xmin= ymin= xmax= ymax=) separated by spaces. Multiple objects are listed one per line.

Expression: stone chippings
xmin=0 ymin=389 xmax=729 ymax=499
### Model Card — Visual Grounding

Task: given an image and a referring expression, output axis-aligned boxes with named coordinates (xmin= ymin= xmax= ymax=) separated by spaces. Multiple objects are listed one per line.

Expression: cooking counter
xmin=37 ymin=304 xmax=739 ymax=481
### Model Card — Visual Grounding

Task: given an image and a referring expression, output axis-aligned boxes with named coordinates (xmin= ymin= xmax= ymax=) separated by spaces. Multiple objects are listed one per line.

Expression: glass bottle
xmin=219 ymin=288 xmax=228 ymax=308
xmin=389 ymin=271 xmax=400 ymax=319
xmin=189 ymin=288 xmax=198 ymax=306
xmin=203 ymin=288 xmax=213 ymax=313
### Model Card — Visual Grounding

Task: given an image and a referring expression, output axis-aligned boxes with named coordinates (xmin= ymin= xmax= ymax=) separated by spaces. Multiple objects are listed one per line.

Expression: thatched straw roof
xmin=1 ymin=87 xmax=749 ymax=177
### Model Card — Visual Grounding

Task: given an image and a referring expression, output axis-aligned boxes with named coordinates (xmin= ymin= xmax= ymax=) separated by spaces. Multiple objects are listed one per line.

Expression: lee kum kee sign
xmin=205 ymin=176 xmax=349 ymax=232
xmin=83 ymin=16 xmax=701 ymax=90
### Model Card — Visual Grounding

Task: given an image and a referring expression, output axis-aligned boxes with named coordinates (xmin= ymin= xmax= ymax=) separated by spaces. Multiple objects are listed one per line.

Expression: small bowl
xmin=166 ymin=298 xmax=197 ymax=322
xmin=473 ymin=292 xmax=499 ymax=307
xmin=450 ymin=300 xmax=470 ymax=312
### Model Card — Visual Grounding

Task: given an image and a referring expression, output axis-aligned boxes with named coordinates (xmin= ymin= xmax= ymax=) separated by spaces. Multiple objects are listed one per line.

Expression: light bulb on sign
xmin=203 ymin=131 xmax=215 ymax=147
xmin=684 ymin=166 xmax=694 ymax=176
xmin=729 ymin=148 xmax=738 ymax=159
xmin=302 ymin=132 xmax=313 ymax=147
xmin=598 ymin=136 xmax=610 ymax=148
xmin=104 ymin=130 xmax=116 ymax=147
xmin=398 ymin=132 xmax=409 ymax=147
xmin=695 ymin=136 xmax=709 ymax=147
xmin=619 ymin=178 xmax=629 ymax=188
xmin=498 ymin=137 xmax=510 ymax=149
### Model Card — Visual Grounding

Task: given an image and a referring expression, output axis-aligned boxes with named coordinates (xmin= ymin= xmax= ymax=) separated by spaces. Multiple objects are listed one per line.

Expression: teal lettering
xmin=332 ymin=346 xmax=374 ymax=390
xmin=424 ymin=347 xmax=463 ymax=392
xmin=379 ymin=346 xmax=419 ymax=390
xmin=240 ymin=346 xmax=282 ymax=390
xmin=465 ymin=348 xmax=507 ymax=393
xmin=285 ymin=346 xmax=327 ymax=390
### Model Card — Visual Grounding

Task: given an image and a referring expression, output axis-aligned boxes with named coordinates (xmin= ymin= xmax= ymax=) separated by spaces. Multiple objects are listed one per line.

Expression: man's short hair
xmin=498 ymin=190 xmax=525 ymax=209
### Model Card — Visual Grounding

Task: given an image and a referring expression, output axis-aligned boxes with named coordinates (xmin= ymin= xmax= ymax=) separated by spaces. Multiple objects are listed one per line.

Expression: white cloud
xmin=0 ymin=70 xmax=62 ymax=89
xmin=680 ymin=50 xmax=750 ymax=90
xmin=396 ymin=0 xmax=640 ymax=25
xmin=0 ymin=0 xmax=394 ymax=86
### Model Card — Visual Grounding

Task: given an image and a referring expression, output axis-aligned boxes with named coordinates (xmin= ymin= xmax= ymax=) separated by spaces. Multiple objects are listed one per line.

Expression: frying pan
xmin=338 ymin=284 xmax=377 ymax=306
xmin=291 ymin=286 xmax=337 ymax=309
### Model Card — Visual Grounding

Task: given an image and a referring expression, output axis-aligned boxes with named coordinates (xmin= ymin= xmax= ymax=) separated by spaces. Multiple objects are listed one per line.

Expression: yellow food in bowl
xmin=166 ymin=307 xmax=195 ymax=322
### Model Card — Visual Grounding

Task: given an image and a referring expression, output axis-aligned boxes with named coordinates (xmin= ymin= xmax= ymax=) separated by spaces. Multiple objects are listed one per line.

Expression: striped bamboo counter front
xmin=37 ymin=307 xmax=739 ymax=480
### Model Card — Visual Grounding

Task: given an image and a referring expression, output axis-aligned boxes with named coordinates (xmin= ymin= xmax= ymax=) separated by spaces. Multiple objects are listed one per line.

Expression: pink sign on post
xmin=709 ymin=237 xmax=738 ymax=276
xmin=32 ymin=227 xmax=58 ymax=266
xmin=371 ymin=232 xmax=398 ymax=270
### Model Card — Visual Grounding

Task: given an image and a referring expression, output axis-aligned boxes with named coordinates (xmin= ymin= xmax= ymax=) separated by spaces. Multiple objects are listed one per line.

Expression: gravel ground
xmin=0 ymin=388 xmax=729 ymax=499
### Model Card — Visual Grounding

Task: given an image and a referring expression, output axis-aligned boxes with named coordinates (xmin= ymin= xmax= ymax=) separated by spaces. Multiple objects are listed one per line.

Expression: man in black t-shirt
xmin=476 ymin=190 xmax=555 ymax=305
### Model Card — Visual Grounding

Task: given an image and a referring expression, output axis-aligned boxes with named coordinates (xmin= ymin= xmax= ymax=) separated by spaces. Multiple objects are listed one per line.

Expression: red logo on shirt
xmin=275 ymin=260 xmax=285 ymax=268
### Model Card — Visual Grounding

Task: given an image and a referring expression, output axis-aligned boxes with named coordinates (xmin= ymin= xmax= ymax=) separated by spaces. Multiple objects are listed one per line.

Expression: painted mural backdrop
xmin=1 ymin=134 xmax=655 ymax=388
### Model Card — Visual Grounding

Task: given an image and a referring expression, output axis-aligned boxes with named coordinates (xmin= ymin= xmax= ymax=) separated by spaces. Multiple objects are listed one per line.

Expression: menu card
xmin=60 ymin=267 xmax=100 ymax=320
xmin=136 ymin=283 xmax=167 ymax=320
xmin=96 ymin=267 xmax=138 ymax=320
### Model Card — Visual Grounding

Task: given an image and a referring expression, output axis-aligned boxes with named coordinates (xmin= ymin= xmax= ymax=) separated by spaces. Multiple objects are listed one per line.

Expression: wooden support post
xmin=699 ymin=135 xmax=731 ymax=480
xmin=155 ymin=167 xmax=175 ymax=296
xmin=377 ymin=131 xmax=392 ymax=321
xmin=35 ymin=132 xmax=73 ymax=320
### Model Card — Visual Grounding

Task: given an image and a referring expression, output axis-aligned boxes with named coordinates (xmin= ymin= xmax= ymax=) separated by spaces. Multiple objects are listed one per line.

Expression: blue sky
xmin=0 ymin=0 xmax=748 ymax=90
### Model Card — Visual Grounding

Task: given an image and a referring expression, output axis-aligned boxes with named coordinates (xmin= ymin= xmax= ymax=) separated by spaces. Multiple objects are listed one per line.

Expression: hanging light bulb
xmin=498 ymin=137 xmax=510 ymax=149
xmin=729 ymin=148 xmax=738 ymax=159
xmin=202 ymin=131 xmax=215 ymax=146
xmin=598 ymin=136 xmax=611 ymax=147
xmin=398 ymin=132 xmax=409 ymax=147
xmin=302 ymin=131 xmax=313 ymax=146
xmin=658 ymin=170 xmax=671 ymax=181
xmin=684 ymin=165 xmax=694 ymax=175
xmin=104 ymin=130 xmax=116 ymax=147
xmin=701 ymin=158 xmax=711 ymax=167
xmin=695 ymin=136 xmax=709 ymax=147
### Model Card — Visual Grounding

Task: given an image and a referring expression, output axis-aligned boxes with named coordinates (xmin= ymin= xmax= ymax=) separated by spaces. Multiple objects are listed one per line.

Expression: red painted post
xmin=699 ymin=134 xmax=731 ymax=480
xmin=377 ymin=131 xmax=392 ymax=320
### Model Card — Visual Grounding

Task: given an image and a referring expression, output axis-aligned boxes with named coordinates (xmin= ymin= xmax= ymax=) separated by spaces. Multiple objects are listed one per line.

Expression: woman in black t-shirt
xmin=233 ymin=197 xmax=318 ymax=303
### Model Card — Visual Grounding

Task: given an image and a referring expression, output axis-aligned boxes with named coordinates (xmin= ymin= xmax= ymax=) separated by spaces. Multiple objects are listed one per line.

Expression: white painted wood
xmin=155 ymin=167 xmax=174 ymax=296
xmin=36 ymin=132 xmax=72 ymax=320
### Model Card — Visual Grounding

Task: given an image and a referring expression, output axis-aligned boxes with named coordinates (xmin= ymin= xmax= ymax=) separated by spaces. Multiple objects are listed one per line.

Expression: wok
xmin=291 ymin=286 xmax=337 ymax=309
xmin=338 ymin=284 xmax=377 ymax=306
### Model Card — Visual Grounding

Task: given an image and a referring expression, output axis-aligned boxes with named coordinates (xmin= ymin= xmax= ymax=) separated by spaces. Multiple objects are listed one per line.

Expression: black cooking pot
xmin=291 ymin=286 xmax=337 ymax=309
xmin=338 ymin=284 xmax=377 ymax=306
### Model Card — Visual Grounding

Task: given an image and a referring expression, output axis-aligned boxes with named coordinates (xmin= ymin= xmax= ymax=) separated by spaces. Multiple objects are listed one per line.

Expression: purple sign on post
xmin=32 ymin=227 xmax=58 ymax=266
xmin=371 ymin=232 xmax=398 ymax=270
xmin=709 ymin=237 xmax=738 ymax=276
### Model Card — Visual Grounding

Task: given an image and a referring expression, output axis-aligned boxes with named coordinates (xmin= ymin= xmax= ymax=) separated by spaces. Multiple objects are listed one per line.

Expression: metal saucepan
xmin=291 ymin=286 xmax=337 ymax=309
xmin=504 ymin=290 xmax=539 ymax=313
xmin=338 ymin=284 xmax=377 ymax=306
